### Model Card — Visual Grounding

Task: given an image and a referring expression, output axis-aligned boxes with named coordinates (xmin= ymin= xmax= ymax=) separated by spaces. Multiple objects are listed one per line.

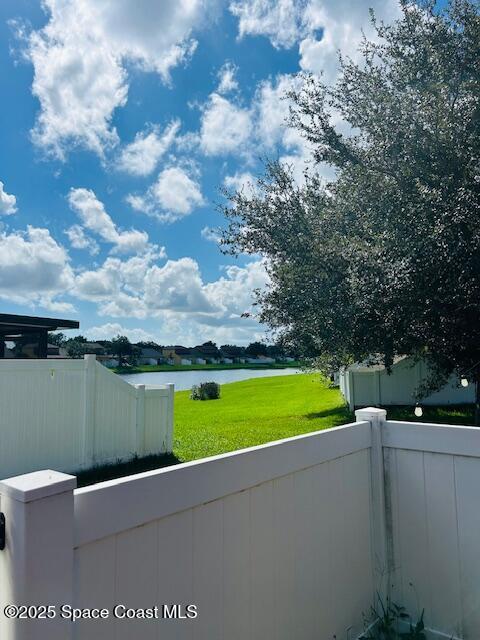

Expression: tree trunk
xmin=475 ymin=370 xmax=480 ymax=427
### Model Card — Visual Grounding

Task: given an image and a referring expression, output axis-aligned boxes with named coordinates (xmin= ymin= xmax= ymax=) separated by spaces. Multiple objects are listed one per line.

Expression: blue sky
xmin=0 ymin=0 xmax=402 ymax=345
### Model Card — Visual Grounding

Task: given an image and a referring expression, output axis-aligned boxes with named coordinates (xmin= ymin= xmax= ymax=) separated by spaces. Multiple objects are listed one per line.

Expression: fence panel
xmin=0 ymin=359 xmax=85 ymax=477
xmin=92 ymin=362 xmax=137 ymax=463
xmin=144 ymin=384 xmax=174 ymax=454
xmin=384 ymin=420 xmax=480 ymax=640
xmin=0 ymin=357 xmax=174 ymax=478
xmin=340 ymin=359 xmax=475 ymax=408
xmin=71 ymin=422 xmax=374 ymax=640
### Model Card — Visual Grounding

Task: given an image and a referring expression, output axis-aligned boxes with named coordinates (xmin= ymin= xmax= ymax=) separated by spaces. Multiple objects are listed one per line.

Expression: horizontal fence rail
xmin=74 ymin=420 xmax=371 ymax=547
xmin=0 ymin=355 xmax=174 ymax=479
xmin=384 ymin=420 xmax=480 ymax=456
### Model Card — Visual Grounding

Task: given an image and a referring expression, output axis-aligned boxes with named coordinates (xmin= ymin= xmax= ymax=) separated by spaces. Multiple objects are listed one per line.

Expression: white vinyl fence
xmin=0 ymin=409 xmax=478 ymax=639
xmin=383 ymin=419 xmax=480 ymax=640
xmin=339 ymin=357 xmax=474 ymax=409
xmin=0 ymin=355 xmax=173 ymax=478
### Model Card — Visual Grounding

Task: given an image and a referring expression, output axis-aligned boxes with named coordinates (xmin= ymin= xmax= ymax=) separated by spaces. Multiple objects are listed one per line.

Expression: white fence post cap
xmin=355 ymin=407 xmax=387 ymax=422
xmin=0 ymin=470 xmax=77 ymax=503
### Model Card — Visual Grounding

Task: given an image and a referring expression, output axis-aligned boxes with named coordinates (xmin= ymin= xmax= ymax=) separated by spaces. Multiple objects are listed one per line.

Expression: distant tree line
xmin=48 ymin=333 xmax=297 ymax=363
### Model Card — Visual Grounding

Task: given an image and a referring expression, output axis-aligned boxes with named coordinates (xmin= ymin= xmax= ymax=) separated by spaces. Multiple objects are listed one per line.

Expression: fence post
xmin=355 ymin=407 xmax=389 ymax=599
xmin=135 ymin=384 xmax=146 ymax=457
xmin=83 ymin=354 xmax=96 ymax=468
xmin=348 ymin=370 xmax=355 ymax=409
xmin=0 ymin=470 xmax=76 ymax=640
xmin=373 ymin=371 xmax=381 ymax=405
xmin=165 ymin=383 xmax=174 ymax=453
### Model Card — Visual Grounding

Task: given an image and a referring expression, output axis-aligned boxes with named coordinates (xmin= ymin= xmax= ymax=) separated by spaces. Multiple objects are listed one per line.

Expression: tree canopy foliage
xmin=245 ymin=341 xmax=268 ymax=357
xmin=221 ymin=0 xmax=480 ymax=401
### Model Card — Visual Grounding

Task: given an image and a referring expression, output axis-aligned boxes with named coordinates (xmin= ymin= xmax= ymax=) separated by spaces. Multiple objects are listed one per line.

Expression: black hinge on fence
xmin=0 ymin=513 xmax=5 ymax=550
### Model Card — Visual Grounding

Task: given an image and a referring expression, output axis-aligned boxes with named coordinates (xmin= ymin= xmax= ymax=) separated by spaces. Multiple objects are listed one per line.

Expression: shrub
xmin=190 ymin=382 xmax=221 ymax=401
xmin=360 ymin=596 xmax=426 ymax=640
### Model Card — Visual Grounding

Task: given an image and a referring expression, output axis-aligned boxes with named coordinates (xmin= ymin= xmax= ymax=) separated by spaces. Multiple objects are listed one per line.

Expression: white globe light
xmin=461 ymin=378 xmax=469 ymax=388
xmin=414 ymin=406 xmax=423 ymax=417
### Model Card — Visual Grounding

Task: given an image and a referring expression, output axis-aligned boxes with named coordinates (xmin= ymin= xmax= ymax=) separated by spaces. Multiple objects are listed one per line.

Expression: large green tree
xmin=245 ymin=341 xmax=268 ymax=357
xmin=65 ymin=336 xmax=89 ymax=359
xmin=110 ymin=335 xmax=137 ymax=365
xmin=221 ymin=1 xmax=480 ymax=416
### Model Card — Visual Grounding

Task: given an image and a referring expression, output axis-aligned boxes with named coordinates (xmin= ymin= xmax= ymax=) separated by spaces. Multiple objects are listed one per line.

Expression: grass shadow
xmin=76 ymin=452 xmax=180 ymax=488
xmin=387 ymin=404 xmax=475 ymax=425
xmin=304 ymin=405 xmax=354 ymax=421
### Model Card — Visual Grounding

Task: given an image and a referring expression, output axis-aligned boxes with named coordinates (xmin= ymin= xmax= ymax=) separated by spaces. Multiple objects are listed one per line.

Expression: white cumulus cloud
xmin=201 ymin=226 xmax=221 ymax=243
xmin=72 ymin=249 xmax=269 ymax=344
xmin=0 ymin=181 xmax=17 ymax=215
xmin=204 ymin=260 xmax=269 ymax=318
xmin=64 ymin=225 xmax=99 ymax=255
xmin=117 ymin=120 xmax=180 ymax=176
xmin=224 ymin=171 xmax=257 ymax=196
xmin=127 ymin=166 xmax=204 ymax=223
xmin=200 ymin=93 xmax=252 ymax=156
xmin=143 ymin=258 xmax=217 ymax=313
xmin=299 ymin=0 xmax=400 ymax=82
xmin=230 ymin=0 xmax=400 ymax=83
xmin=26 ymin=0 xmax=217 ymax=158
xmin=217 ymin=61 xmax=239 ymax=94
xmin=68 ymin=188 xmax=150 ymax=254
xmin=230 ymin=0 xmax=305 ymax=49
xmin=0 ymin=227 xmax=268 ymax=341
xmin=84 ymin=322 xmax=157 ymax=343
xmin=0 ymin=226 xmax=74 ymax=305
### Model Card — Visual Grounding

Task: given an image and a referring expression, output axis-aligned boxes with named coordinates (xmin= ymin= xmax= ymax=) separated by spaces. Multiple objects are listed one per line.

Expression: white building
xmin=138 ymin=347 xmax=163 ymax=366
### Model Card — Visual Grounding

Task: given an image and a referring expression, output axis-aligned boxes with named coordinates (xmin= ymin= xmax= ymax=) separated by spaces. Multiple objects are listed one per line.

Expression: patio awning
xmin=0 ymin=313 xmax=79 ymax=358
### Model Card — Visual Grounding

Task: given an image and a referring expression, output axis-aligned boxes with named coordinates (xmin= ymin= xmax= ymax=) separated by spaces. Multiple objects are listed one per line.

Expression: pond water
xmin=121 ymin=367 xmax=302 ymax=391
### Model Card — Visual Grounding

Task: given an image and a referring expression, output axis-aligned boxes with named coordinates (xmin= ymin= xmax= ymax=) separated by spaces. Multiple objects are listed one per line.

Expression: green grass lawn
xmin=114 ymin=361 xmax=301 ymax=374
xmin=76 ymin=374 xmax=478 ymax=486
xmin=173 ymin=375 xmax=478 ymax=462
xmin=173 ymin=373 xmax=352 ymax=462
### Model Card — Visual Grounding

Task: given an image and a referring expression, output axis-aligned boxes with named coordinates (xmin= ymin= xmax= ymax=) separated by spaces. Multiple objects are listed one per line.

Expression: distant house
xmin=138 ymin=347 xmax=164 ymax=366
xmin=163 ymin=346 xmax=193 ymax=365
xmin=193 ymin=343 xmax=221 ymax=364
xmin=47 ymin=343 xmax=69 ymax=358
xmin=220 ymin=347 xmax=245 ymax=363
xmin=83 ymin=342 xmax=106 ymax=355
xmin=221 ymin=357 xmax=233 ymax=364
xmin=97 ymin=355 xmax=119 ymax=368
xmin=245 ymin=356 xmax=275 ymax=364
xmin=339 ymin=356 xmax=474 ymax=409
xmin=9 ymin=341 xmax=69 ymax=359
